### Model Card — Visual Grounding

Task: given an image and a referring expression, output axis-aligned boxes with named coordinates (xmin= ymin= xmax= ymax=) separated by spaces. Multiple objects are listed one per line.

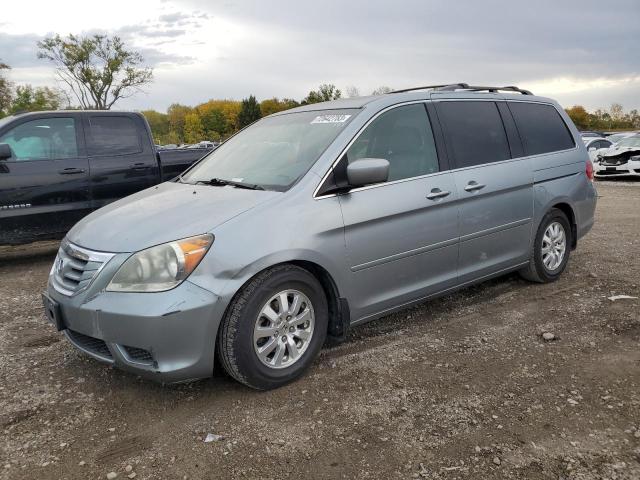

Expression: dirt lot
xmin=0 ymin=181 xmax=639 ymax=480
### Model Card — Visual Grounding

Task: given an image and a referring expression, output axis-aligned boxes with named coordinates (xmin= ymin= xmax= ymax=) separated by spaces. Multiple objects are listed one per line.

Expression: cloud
xmin=158 ymin=12 xmax=192 ymax=23
xmin=0 ymin=33 xmax=42 ymax=68
xmin=2 ymin=0 xmax=639 ymax=111
xmin=120 ymin=25 xmax=188 ymax=38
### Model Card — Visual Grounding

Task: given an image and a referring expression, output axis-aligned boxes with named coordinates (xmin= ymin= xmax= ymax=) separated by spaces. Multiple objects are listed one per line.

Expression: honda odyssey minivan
xmin=43 ymin=84 xmax=597 ymax=389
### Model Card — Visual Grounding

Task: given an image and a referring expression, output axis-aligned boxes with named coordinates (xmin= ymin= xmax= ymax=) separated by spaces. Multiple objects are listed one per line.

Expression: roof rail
xmin=388 ymin=83 xmax=533 ymax=95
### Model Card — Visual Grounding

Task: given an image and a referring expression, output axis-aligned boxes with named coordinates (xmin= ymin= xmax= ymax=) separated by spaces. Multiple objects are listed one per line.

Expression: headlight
xmin=106 ymin=234 xmax=213 ymax=292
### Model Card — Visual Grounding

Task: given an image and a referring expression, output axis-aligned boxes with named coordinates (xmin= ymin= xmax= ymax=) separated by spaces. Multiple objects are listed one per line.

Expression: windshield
xmin=616 ymin=135 xmax=640 ymax=148
xmin=607 ymin=134 xmax=626 ymax=143
xmin=181 ymin=109 xmax=358 ymax=191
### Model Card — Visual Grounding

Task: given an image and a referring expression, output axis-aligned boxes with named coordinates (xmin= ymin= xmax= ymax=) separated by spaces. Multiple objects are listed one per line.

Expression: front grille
xmin=601 ymin=156 xmax=629 ymax=166
xmin=122 ymin=346 xmax=154 ymax=364
xmin=67 ymin=329 xmax=113 ymax=359
xmin=51 ymin=241 xmax=114 ymax=296
xmin=596 ymin=170 xmax=622 ymax=176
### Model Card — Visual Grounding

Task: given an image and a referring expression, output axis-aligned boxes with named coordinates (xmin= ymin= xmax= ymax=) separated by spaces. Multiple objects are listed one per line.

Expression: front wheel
xmin=519 ymin=208 xmax=572 ymax=283
xmin=217 ymin=265 xmax=328 ymax=390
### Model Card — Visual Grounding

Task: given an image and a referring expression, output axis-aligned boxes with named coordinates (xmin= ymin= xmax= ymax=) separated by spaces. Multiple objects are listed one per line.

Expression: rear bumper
xmin=46 ymin=279 xmax=224 ymax=384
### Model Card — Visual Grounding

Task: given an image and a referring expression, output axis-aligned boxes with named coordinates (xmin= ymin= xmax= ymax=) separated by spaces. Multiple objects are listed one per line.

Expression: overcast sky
xmin=1 ymin=0 xmax=639 ymax=112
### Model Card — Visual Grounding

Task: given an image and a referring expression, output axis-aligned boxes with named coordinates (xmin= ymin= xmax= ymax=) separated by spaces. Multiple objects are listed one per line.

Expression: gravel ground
xmin=1 ymin=181 xmax=639 ymax=480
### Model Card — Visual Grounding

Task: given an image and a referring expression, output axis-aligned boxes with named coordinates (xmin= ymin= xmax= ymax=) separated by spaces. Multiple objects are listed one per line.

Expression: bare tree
xmin=610 ymin=103 xmax=624 ymax=121
xmin=345 ymin=85 xmax=360 ymax=98
xmin=372 ymin=86 xmax=393 ymax=95
xmin=37 ymin=34 xmax=153 ymax=110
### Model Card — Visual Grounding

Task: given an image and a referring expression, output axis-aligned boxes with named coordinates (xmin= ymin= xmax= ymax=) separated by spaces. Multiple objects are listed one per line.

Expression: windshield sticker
xmin=310 ymin=114 xmax=352 ymax=124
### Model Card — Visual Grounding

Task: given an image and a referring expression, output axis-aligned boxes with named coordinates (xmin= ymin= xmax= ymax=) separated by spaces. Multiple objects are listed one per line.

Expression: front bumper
xmin=593 ymin=159 xmax=640 ymax=178
xmin=45 ymin=279 xmax=224 ymax=383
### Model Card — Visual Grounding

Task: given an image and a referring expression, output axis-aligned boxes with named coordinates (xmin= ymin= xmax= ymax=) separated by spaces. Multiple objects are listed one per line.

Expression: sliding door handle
xmin=59 ymin=168 xmax=85 ymax=175
xmin=426 ymin=188 xmax=451 ymax=200
xmin=464 ymin=181 xmax=486 ymax=192
xmin=130 ymin=163 xmax=150 ymax=171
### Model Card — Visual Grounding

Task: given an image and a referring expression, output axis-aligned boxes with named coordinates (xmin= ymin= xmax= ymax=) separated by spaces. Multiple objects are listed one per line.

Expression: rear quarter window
xmin=87 ymin=116 xmax=142 ymax=156
xmin=508 ymin=102 xmax=575 ymax=156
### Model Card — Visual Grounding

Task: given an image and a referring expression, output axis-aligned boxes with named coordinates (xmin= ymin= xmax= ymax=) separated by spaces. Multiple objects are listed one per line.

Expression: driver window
xmin=0 ymin=117 xmax=78 ymax=161
xmin=346 ymin=103 xmax=439 ymax=182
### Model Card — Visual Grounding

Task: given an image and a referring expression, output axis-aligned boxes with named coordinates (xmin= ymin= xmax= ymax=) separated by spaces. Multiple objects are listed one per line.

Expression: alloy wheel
xmin=253 ymin=289 xmax=315 ymax=369
xmin=541 ymin=221 xmax=566 ymax=271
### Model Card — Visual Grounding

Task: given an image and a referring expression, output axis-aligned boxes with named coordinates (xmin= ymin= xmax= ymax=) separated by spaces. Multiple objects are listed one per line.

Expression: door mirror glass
xmin=346 ymin=158 xmax=389 ymax=187
xmin=0 ymin=143 xmax=12 ymax=161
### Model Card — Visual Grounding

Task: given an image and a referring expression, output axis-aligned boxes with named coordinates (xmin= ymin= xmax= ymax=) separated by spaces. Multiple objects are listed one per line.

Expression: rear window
xmin=87 ymin=116 xmax=142 ymax=156
xmin=508 ymin=102 xmax=575 ymax=156
xmin=436 ymin=101 xmax=511 ymax=168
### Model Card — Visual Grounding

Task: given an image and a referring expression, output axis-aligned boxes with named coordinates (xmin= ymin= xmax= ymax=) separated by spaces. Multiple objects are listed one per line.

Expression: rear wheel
xmin=217 ymin=265 xmax=328 ymax=390
xmin=519 ymin=208 xmax=572 ymax=283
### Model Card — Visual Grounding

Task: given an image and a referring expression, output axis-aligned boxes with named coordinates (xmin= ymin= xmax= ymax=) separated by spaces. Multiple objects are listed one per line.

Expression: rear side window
xmin=508 ymin=102 xmax=575 ymax=156
xmin=346 ymin=103 xmax=439 ymax=182
xmin=87 ymin=116 xmax=142 ymax=156
xmin=436 ymin=101 xmax=511 ymax=168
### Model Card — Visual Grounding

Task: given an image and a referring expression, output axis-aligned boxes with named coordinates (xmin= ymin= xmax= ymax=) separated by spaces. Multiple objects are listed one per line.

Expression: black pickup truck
xmin=0 ymin=111 xmax=212 ymax=245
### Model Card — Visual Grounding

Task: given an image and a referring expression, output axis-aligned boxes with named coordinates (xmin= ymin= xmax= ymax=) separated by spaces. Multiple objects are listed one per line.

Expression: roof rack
xmin=388 ymin=83 xmax=533 ymax=95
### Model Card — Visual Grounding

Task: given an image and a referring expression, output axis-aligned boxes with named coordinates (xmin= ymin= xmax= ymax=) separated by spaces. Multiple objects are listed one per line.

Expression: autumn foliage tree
xmin=565 ymin=105 xmax=589 ymax=130
xmin=183 ymin=112 xmax=205 ymax=144
xmin=566 ymin=104 xmax=639 ymax=131
xmin=259 ymin=97 xmax=299 ymax=116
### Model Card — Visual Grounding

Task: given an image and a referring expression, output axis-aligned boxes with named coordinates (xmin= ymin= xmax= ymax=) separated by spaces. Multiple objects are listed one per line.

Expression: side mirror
xmin=346 ymin=158 xmax=389 ymax=188
xmin=0 ymin=143 xmax=12 ymax=161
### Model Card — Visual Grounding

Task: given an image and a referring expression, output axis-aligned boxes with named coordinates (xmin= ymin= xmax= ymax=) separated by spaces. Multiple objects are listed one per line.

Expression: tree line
xmin=565 ymin=104 xmax=640 ymax=132
xmin=142 ymin=84 xmax=349 ymax=145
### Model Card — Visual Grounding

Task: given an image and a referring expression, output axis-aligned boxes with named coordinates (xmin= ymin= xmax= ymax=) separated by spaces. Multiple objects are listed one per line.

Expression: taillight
xmin=586 ymin=159 xmax=594 ymax=181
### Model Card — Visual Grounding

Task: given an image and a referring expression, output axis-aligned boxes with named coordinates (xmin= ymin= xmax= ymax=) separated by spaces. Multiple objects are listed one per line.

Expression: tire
xmin=217 ymin=264 xmax=328 ymax=390
xmin=519 ymin=208 xmax=572 ymax=283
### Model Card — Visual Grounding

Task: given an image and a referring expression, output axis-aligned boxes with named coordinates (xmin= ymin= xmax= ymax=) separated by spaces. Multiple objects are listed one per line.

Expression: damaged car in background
xmin=593 ymin=134 xmax=640 ymax=178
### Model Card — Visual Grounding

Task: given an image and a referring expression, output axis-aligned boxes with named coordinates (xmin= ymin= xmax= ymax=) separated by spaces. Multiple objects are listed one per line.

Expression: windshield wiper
xmin=193 ymin=177 xmax=265 ymax=190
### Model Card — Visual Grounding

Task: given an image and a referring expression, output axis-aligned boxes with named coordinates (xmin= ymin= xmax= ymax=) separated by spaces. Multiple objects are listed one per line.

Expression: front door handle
xmin=426 ymin=188 xmax=451 ymax=200
xmin=59 ymin=168 xmax=85 ymax=175
xmin=464 ymin=181 xmax=486 ymax=192
xmin=130 ymin=163 xmax=150 ymax=171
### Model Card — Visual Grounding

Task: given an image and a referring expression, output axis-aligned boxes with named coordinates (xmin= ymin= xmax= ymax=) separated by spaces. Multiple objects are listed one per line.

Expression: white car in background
xmin=593 ymin=134 xmax=640 ymax=179
xmin=606 ymin=132 xmax=637 ymax=145
xmin=583 ymin=137 xmax=612 ymax=162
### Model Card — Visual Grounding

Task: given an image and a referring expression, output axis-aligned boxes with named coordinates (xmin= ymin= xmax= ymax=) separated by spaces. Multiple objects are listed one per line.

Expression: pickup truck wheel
xmin=217 ymin=265 xmax=328 ymax=390
xmin=519 ymin=208 xmax=572 ymax=283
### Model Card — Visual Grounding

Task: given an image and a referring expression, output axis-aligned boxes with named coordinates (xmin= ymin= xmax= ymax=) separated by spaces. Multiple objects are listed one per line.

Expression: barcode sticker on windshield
xmin=311 ymin=114 xmax=351 ymax=124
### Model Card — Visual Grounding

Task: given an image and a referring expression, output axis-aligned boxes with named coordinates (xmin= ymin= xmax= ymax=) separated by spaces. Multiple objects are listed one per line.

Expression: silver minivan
xmin=43 ymin=84 xmax=597 ymax=389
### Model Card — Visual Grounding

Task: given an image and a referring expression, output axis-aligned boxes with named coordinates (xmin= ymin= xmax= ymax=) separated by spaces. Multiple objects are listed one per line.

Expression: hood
xmin=67 ymin=181 xmax=279 ymax=252
xmin=601 ymin=146 xmax=640 ymax=159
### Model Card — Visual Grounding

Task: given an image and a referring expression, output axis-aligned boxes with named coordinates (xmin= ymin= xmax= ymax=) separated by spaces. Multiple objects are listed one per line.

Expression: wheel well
xmin=219 ymin=261 xmax=349 ymax=342
xmin=289 ymin=261 xmax=350 ymax=340
xmin=551 ymin=202 xmax=577 ymax=249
